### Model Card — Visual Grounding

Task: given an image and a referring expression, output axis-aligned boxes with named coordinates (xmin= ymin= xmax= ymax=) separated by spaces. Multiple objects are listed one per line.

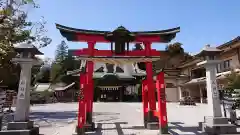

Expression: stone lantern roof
xmin=196 ymin=45 xmax=222 ymax=57
xmin=13 ymin=41 xmax=43 ymax=55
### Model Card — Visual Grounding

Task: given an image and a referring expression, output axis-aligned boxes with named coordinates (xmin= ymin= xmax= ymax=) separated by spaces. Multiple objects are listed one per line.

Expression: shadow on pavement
xmin=85 ymin=121 xmax=205 ymax=135
xmin=169 ymin=122 xmax=205 ymax=135
xmin=93 ymin=112 xmax=120 ymax=116
xmin=30 ymin=111 xmax=77 ymax=120
xmin=85 ymin=122 xmax=142 ymax=135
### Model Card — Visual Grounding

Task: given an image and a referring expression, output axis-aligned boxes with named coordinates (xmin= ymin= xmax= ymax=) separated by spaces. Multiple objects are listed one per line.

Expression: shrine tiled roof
xmin=56 ymin=23 xmax=180 ymax=43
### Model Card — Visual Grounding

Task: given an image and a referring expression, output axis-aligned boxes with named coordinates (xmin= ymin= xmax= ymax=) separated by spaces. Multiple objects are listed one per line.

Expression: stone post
xmin=197 ymin=45 xmax=238 ymax=134
xmin=0 ymin=41 xmax=43 ymax=135
xmin=14 ymin=60 xmax=33 ymax=122
xmin=205 ymin=63 xmax=222 ymax=117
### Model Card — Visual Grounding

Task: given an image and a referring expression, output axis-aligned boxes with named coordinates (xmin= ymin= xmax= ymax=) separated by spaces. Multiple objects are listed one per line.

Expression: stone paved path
xmin=21 ymin=102 xmax=238 ymax=135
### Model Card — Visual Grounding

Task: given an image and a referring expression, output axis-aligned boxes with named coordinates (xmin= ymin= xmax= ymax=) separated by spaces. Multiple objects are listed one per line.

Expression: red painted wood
xmin=75 ymin=33 xmax=162 ymax=43
xmin=153 ymin=110 xmax=160 ymax=118
xmin=142 ymin=80 xmax=148 ymax=117
xmin=144 ymin=42 xmax=156 ymax=111
xmin=135 ymin=35 xmax=161 ymax=43
xmin=76 ymin=34 xmax=107 ymax=42
xmin=74 ymin=49 xmax=161 ymax=56
xmin=78 ymin=73 xmax=87 ymax=128
xmin=78 ymin=101 xmax=86 ymax=128
xmin=86 ymin=42 xmax=95 ymax=114
xmin=156 ymin=72 xmax=168 ymax=129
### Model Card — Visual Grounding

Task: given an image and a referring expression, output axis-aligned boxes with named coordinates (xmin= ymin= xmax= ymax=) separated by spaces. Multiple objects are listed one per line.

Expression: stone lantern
xmin=0 ymin=41 xmax=43 ymax=135
xmin=197 ymin=45 xmax=237 ymax=134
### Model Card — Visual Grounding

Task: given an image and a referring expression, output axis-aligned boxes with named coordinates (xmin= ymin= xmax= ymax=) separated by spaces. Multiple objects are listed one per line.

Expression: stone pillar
xmin=199 ymin=85 xmax=203 ymax=103
xmin=177 ymin=86 xmax=182 ymax=101
xmin=14 ymin=61 xmax=33 ymax=122
xmin=205 ymin=64 xmax=222 ymax=117
xmin=0 ymin=41 xmax=43 ymax=135
xmin=196 ymin=45 xmax=237 ymax=134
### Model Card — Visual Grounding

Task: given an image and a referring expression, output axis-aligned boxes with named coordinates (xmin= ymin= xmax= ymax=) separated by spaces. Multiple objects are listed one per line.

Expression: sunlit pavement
xmin=26 ymin=102 xmax=234 ymax=135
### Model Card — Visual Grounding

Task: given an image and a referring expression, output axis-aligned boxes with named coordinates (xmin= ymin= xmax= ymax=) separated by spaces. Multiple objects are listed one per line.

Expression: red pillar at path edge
xmin=156 ymin=72 xmax=168 ymax=134
xmin=142 ymin=80 xmax=149 ymax=127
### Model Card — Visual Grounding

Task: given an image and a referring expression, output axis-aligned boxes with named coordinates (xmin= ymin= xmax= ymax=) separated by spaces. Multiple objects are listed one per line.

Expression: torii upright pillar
xmin=142 ymin=79 xmax=149 ymax=128
xmin=144 ymin=42 xmax=158 ymax=125
xmin=156 ymin=72 xmax=169 ymax=134
xmin=77 ymin=72 xmax=87 ymax=134
xmin=85 ymin=42 xmax=95 ymax=129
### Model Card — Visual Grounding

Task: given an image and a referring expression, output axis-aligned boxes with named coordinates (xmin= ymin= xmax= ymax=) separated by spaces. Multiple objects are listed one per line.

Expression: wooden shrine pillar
xmin=142 ymin=79 xmax=149 ymax=128
xmin=144 ymin=42 xmax=157 ymax=123
xmin=86 ymin=42 xmax=95 ymax=128
xmin=156 ymin=72 xmax=168 ymax=134
xmin=77 ymin=73 xmax=87 ymax=134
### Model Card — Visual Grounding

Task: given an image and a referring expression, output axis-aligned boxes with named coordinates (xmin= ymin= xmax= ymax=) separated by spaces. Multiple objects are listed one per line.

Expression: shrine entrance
xmin=56 ymin=24 xmax=180 ymax=135
xmin=98 ymin=86 xmax=122 ymax=102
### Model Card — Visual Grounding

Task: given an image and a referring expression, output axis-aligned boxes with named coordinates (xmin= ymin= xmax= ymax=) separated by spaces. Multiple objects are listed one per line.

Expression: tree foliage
xmin=224 ymin=70 xmax=240 ymax=92
xmin=165 ymin=42 xmax=184 ymax=56
xmin=50 ymin=40 xmax=72 ymax=84
xmin=224 ymin=70 xmax=240 ymax=109
xmin=133 ymin=42 xmax=193 ymax=71
xmin=0 ymin=0 xmax=51 ymax=89
xmin=55 ymin=40 xmax=68 ymax=64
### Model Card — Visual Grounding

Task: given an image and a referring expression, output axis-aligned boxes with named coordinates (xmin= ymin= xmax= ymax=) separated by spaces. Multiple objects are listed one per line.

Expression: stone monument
xmin=197 ymin=45 xmax=238 ymax=134
xmin=0 ymin=41 xmax=43 ymax=135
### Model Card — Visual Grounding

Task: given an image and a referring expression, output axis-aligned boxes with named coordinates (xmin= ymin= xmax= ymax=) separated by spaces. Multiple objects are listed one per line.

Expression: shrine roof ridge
xmin=56 ymin=23 xmax=109 ymax=35
xmin=56 ymin=23 xmax=180 ymax=35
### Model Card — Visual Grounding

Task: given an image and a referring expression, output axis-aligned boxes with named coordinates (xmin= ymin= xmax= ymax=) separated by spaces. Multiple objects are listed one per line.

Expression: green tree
xmin=0 ymin=0 xmax=51 ymax=89
xmin=50 ymin=40 xmax=69 ymax=84
xmin=133 ymin=42 xmax=193 ymax=71
xmin=224 ymin=70 xmax=240 ymax=108
xmin=50 ymin=63 xmax=63 ymax=83
xmin=55 ymin=40 xmax=68 ymax=64
xmin=153 ymin=42 xmax=193 ymax=71
xmin=225 ymin=70 xmax=240 ymax=92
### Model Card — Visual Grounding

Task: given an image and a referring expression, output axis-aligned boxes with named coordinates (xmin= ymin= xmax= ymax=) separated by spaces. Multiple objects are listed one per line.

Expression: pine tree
xmin=50 ymin=40 xmax=69 ymax=83
xmin=55 ymin=40 xmax=68 ymax=64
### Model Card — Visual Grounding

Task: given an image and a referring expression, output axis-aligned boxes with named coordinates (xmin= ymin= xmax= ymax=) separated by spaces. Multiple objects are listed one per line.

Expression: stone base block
xmin=204 ymin=117 xmax=229 ymax=125
xmin=202 ymin=123 xmax=237 ymax=135
xmin=0 ymin=126 xmax=39 ymax=135
xmin=198 ymin=122 xmax=203 ymax=130
xmin=200 ymin=116 xmax=239 ymax=134
xmin=7 ymin=121 xmax=34 ymax=130
xmin=147 ymin=122 xmax=159 ymax=130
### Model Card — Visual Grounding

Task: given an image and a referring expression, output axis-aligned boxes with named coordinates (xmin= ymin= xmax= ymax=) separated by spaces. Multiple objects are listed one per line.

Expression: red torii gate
xmin=56 ymin=24 xmax=180 ymax=134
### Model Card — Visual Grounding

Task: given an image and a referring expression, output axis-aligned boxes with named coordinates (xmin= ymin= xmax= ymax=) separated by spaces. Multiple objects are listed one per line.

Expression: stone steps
xmin=0 ymin=127 xmax=39 ymax=135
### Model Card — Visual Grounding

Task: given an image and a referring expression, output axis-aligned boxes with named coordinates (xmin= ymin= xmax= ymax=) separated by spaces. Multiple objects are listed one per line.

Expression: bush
xmin=30 ymin=89 xmax=54 ymax=104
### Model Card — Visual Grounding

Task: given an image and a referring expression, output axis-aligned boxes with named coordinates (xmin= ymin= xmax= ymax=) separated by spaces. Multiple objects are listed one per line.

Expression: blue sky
xmin=28 ymin=0 xmax=240 ymax=58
